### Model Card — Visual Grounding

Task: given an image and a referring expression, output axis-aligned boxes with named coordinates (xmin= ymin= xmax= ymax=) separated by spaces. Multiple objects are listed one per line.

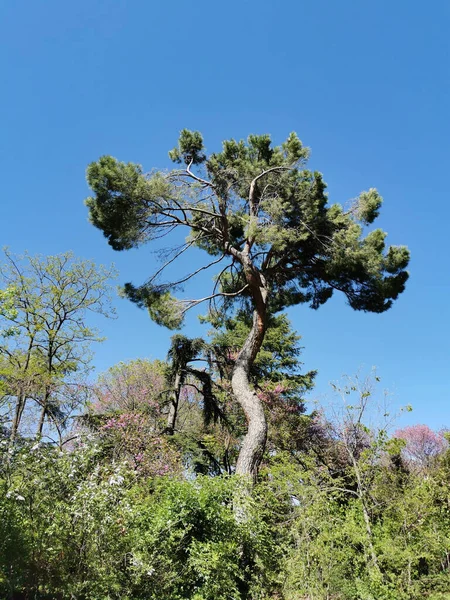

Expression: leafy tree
xmin=88 ymin=358 xmax=182 ymax=476
xmin=0 ymin=250 xmax=115 ymax=441
xmin=158 ymin=313 xmax=317 ymax=475
xmin=91 ymin=358 xmax=167 ymax=416
xmin=85 ymin=129 xmax=410 ymax=479
xmin=165 ymin=334 xmax=209 ymax=434
xmin=394 ymin=424 xmax=448 ymax=471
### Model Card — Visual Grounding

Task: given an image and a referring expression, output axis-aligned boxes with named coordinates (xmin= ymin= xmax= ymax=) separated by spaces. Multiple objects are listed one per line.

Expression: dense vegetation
xmin=2 ymin=367 xmax=449 ymax=599
xmin=1 ymin=132 xmax=448 ymax=599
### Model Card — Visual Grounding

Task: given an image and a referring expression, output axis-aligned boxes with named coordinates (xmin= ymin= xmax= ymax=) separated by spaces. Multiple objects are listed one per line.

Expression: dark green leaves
xmin=85 ymin=157 xmax=172 ymax=251
xmin=85 ymin=130 xmax=410 ymax=329
xmin=86 ymin=156 xmax=149 ymax=250
xmin=122 ymin=282 xmax=184 ymax=329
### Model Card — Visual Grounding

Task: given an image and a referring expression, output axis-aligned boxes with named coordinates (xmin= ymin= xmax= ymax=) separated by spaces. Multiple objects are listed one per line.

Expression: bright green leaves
xmin=282 ymin=131 xmax=310 ymax=164
xmin=122 ymin=282 xmax=184 ymax=329
xmin=0 ymin=250 xmax=116 ymax=438
xmin=0 ymin=286 xmax=19 ymax=337
xmin=169 ymin=129 xmax=206 ymax=165
xmin=355 ymin=188 xmax=383 ymax=225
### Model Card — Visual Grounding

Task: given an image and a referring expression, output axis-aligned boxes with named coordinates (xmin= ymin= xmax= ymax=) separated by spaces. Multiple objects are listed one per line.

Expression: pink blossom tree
xmin=90 ymin=359 xmax=181 ymax=476
xmin=394 ymin=424 xmax=448 ymax=470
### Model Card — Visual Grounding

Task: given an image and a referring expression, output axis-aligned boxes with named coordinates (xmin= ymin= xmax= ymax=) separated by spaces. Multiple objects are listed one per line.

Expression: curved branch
xmin=162 ymin=254 xmax=228 ymax=290
xmin=185 ymin=160 xmax=214 ymax=188
xmin=248 ymin=166 xmax=293 ymax=214
xmin=180 ymin=284 xmax=249 ymax=315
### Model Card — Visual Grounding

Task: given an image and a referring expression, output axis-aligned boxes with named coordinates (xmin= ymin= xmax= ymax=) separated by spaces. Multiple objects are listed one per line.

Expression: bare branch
xmin=147 ymin=234 xmax=204 ymax=285
xmin=185 ymin=159 xmax=214 ymax=188
xmin=168 ymin=254 xmax=228 ymax=288
xmin=248 ymin=166 xmax=293 ymax=214
xmin=180 ymin=284 xmax=249 ymax=315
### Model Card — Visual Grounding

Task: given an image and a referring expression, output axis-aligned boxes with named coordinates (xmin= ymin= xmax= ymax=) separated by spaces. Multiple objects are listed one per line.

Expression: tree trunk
xmin=36 ymin=403 xmax=46 ymax=438
xmin=166 ymin=371 xmax=181 ymax=435
xmin=36 ymin=388 xmax=51 ymax=438
xmin=350 ymin=452 xmax=380 ymax=571
xmin=10 ymin=393 xmax=26 ymax=442
xmin=232 ymin=288 xmax=268 ymax=482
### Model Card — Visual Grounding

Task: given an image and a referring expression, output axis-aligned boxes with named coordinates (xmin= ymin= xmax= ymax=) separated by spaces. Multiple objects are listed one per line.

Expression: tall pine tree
xmin=85 ymin=130 xmax=409 ymax=480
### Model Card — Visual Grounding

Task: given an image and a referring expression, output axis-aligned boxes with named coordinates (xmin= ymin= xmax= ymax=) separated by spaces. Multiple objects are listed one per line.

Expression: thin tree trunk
xmin=166 ymin=371 xmax=182 ymax=435
xmin=36 ymin=388 xmax=51 ymax=438
xmin=350 ymin=453 xmax=380 ymax=571
xmin=10 ymin=393 xmax=26 ymax=442
xmin=36 ymin=403 xmax=46 ymax=438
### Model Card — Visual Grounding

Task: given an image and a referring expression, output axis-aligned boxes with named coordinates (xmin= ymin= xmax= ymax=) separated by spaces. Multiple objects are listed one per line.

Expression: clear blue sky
xmin=1 ymin=0 xmax=449 ymax=429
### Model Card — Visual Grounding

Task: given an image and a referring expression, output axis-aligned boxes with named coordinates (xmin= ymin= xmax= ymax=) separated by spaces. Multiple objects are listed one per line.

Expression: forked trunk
xmin=232 ymin=295 xmax=268 ymax=482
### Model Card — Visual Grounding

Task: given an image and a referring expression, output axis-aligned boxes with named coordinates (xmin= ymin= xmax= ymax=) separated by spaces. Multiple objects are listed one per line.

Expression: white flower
xmin=16 ymin=495 xmax=25 ymax=501
xmin=109 ymin=475 xmax=124 ymax=486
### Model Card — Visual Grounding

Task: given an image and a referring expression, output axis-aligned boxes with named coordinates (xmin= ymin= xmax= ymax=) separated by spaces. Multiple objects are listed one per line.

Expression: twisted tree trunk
xmin=232 ymin=266 xmax=268 ymax=482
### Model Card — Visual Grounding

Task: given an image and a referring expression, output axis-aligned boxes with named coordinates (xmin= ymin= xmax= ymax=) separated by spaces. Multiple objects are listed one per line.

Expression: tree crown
xmin=86 ymin=130 xmax=409 ymax=328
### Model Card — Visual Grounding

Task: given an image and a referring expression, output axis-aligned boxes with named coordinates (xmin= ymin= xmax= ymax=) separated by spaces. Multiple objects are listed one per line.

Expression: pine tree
xmin=85 ymin=130 xmax=409 ymax=480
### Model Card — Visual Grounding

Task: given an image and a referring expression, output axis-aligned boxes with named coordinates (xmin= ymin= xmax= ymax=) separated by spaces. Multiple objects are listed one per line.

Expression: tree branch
xmin=147 ymin=234 xmax=204 ymax=285
xmin=248 ymin=166 xmax=293 ymax=214
xmin=158 ymin=254 xmax=229 ymax=291
xmin=180 ymin=284 xmax=249 ymax=315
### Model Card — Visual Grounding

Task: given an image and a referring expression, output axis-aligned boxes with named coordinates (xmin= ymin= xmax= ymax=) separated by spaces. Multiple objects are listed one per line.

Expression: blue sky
xmin=1 ymin=0 xmax=449 ymax=429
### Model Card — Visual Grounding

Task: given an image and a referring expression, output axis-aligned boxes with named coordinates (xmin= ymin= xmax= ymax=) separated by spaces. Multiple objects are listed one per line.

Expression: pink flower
xmin=394 ymin=424 xmax=448 ymax=469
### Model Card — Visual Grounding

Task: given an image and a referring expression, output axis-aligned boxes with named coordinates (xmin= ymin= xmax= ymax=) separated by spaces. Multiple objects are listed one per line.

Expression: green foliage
xmin=0 ymin=250 xmax=116 ymax=439
xmin=212 ymin=311 xmax=315 ymax=388
xmin=85 ymin=129 xmax=409 ymax=326
xmin=354 ymin=188 xmax=383 ymax=225
xmin=168 ymin=129 xmax=207 ymax=165
xmin=126 ymin=476 xmax=282 ymax=599
xmin=1 ymin=406 xmax=450 ymax=600
xmin=86 ymin=157 xmax=172 ymax=251
xmin=167 ymin=334 xmax=206 ymax=382
xmin=122 ymin=283 xmax=184 ymax=329
xmin=0 ymin=439 xmax=284 ymax=599
xmin=0 ymin=438 xmax=132 ymax=598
